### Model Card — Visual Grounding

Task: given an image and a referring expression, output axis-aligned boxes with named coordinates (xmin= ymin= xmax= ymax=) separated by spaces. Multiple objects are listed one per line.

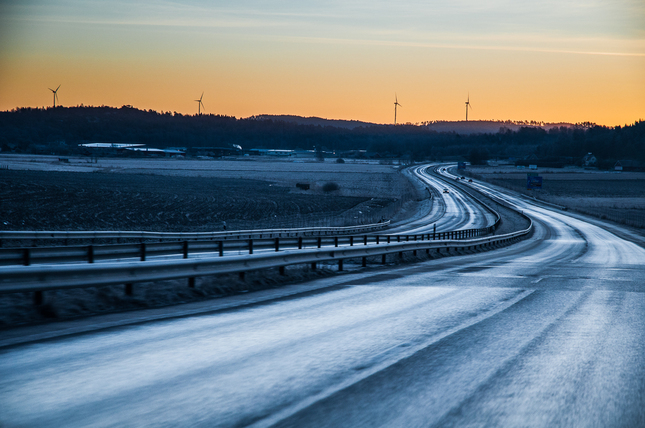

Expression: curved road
xmin=386 ymin=165 xmax=496 ymax=235
xmin=1 ymin=167 xmax=644 ymax=427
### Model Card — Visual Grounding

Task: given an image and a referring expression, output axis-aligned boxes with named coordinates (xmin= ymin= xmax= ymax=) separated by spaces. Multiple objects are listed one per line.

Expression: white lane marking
xmin=532 ymin=277 xmax=543 ymax=284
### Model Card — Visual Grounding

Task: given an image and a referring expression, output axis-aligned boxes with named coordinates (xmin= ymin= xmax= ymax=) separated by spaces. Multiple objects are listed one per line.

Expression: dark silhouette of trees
xmin=0 ymin=106 xmax=643 ymax=167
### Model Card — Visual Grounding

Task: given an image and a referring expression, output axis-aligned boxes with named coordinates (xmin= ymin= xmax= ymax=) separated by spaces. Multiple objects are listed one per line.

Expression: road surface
xmin=0 ymin=168 xmax=644 ymax=427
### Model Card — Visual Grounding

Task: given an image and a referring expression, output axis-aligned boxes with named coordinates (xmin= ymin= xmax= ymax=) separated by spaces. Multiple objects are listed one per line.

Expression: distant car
xmin=442 ymin=168 xmax=446 ymax=171
xmin=443 ymin=188 xmax=449 ymax=193
xmin=460 ymin=176 xmax=465 ymax=179
xmin=468 ymin=179 xmax=473 ymax=183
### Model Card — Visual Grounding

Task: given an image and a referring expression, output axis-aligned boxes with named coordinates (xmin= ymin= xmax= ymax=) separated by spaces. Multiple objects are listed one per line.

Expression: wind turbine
xmin=195 ymin=92 xmax=205 ymax=115
xmin=49 ymin=85 xmax=61 ymax=108
xmin=394 ymin=94 xmax=402 ymax=125
xmin=465 ymin=93 xmax=472 ymax=121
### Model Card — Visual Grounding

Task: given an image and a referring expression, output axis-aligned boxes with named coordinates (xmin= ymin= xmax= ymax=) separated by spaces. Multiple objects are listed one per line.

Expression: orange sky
xmin=1 ymin=1 xmax=643 ymax=126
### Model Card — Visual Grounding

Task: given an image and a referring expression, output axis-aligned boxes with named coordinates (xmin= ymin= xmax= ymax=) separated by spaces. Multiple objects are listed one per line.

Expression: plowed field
xmin=0 ymin=170 xmax=374 ymax=232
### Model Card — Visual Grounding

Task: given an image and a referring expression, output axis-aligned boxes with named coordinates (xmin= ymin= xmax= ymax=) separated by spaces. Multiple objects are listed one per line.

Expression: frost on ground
xmin=0 ymin=159 xmax=414 ymax=232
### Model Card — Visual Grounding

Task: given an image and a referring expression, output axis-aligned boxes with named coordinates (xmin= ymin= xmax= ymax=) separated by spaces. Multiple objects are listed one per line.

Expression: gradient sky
xmin=1 ymin=0 xmax=643 ymax=125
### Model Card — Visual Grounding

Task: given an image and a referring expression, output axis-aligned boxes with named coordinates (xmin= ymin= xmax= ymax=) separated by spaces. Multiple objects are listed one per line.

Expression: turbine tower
xmin=49 ymin=85 xmax=61 ymax=108
xmin=195 ymin=92 xmax=205 ymax=115
xmin=465 ymin=93 xmax=472 ymax=121
xmin=394 ymin=94 xmax=402 ymax=125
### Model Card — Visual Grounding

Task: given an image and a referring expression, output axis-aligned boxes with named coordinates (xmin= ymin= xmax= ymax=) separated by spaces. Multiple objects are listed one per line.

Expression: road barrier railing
xmin=0 ymin=221 xmax=391 ymax=246
xmin=0 ymin=226 xmax=498 ymax=267
xmin=0 ymin=222 xmax=532 ymax=295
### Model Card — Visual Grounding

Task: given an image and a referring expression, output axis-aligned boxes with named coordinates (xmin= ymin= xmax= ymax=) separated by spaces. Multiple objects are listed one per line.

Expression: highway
xmin=387 ymin=165 xmax=496 ymax=235
xmin=1 ymin=166 xmax=644 ymax=427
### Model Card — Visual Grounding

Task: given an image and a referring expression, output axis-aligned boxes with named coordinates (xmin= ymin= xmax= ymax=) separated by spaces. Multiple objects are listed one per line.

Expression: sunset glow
xmin=1 ymin=0 xmax=643 ymax=126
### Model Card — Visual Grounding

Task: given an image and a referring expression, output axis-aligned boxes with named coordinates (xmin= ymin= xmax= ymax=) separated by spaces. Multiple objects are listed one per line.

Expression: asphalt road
xmin=1 ymin=169 xmax=644 ymax=427
xmin=386 ymin=165 xmax=496 ymax=235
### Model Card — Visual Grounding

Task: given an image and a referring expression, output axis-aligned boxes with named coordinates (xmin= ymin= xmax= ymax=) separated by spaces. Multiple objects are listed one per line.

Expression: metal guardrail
xmin=0 ymin=227 xmax=496 ymax=267
xmin=0 ymin=223 xmax=532 ymax=295
xmin=0 ymin=221 xmax=391 ymax=245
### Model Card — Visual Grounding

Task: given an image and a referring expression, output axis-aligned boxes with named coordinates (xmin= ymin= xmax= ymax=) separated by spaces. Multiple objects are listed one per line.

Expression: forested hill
xmin=1 ymin=106 xmax=643 ymax=166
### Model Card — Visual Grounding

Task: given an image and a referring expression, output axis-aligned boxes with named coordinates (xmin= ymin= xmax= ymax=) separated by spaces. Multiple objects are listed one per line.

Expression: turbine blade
xmin=56 ymin=84 xmax=61 ymax=92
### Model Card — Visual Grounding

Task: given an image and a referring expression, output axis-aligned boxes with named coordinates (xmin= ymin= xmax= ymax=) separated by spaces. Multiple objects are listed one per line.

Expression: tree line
xmin=1 ymin=106 xmax=643 ymax=167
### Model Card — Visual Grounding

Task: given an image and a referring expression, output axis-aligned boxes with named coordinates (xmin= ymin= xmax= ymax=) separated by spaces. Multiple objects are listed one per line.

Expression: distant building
xmin=614 ymin=160 xmax=645 ymax=172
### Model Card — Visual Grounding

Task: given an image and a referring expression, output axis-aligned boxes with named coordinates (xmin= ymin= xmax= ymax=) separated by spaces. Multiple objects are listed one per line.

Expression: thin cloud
xmin=274 ymin=35 xmax=645 ymax=57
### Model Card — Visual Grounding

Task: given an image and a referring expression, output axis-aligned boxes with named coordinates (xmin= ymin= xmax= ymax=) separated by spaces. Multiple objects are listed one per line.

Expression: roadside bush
xmin=336 ymin=158 xmax=345 ymax=163
xmin=322 ymin=182 xmax=340 ymax=192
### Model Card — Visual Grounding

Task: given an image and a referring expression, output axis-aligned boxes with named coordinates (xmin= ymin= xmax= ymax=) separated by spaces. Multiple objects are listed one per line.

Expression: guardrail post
xmin=311 ymin=262 xmax=316 ymax=271
xmin=376 ymin=236 xmax=380 ymax=245
xmin=218 ymin=241 xmax=223 ymax=257
xmin=239 ymin=272 xmax=245 ymax=281
xmin=87 ymin=246 xmax=94 ymax=263
xmin=298 ymin=237 xmax=303 ymax=249
xmin=188 ymin=277 xmax=195 ymax=288
xmin=275 ymin=238 xmax=280 ymax=252
xmin=399 ymin=251 xmax=403 ymax=259
xmin=413 ymin=250 xmax=417 ymax=256
xmin=335 ymin=237 xmax=339 ymax=247
xmin=387 ymin=236 xmax=391 ymax=244
xmin=362 ymin=257 xmax=367 ymax=267
xmin=317 ymin=237 xmax=322 ymax=248
xmin=338 ymin=259 xmax=343 ymax=271
xmin=382 ymin=254 xmax=386 ymax=264
xmin=125 ymin=283 xmax=133 ymax=296
xmin=406 ymin=235 xmax=410 ymax=242
xmin=140 ymin=243 xmax=146 ymax=261
xmin=249 ymin=239 xmax=253 ymax=255
xmin=183 ymin=241 xmax=188 ymax=259
xmin=22 ymin=249 xmax=30 ymax=266
xmin=350 ymin=236 xmax=353 ymax=246
xmin=34 ymin=291 xmax=43 ymax=306
xmin=279 ymin=266 xmax=285 ymax=275
xmin=364 ymin=235 xmax=368 ymax=245
xmin=397 ymin=236 xmax=401 ymax=243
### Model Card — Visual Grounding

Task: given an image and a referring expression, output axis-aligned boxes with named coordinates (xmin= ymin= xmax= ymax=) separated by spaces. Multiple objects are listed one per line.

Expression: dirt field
xmin=0 ymin=156 xmax=416 ymax=231
xmin=463 ymin=166 xmax=645 ymax=229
